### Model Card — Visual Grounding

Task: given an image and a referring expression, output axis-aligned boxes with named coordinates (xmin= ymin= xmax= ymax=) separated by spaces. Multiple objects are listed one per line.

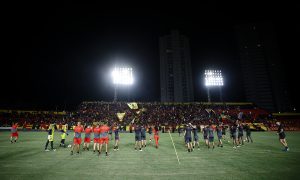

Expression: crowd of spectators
xmin=78 ymin=102 xmax=269 ymax=127
xmin=266 ymin=115 xmax=300 ymax=131
xmin=0 ymin=102 xmax=299 ymax=131
xmin=0 ymin=111 xmax=71 ymax=130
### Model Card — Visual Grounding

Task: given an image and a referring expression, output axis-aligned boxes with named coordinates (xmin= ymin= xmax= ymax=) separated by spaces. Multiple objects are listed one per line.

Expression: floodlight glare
xmin=204 ymin=69 xmax=224 ymax=87
xmin=112 ymin=67 xmax=133 ymax=85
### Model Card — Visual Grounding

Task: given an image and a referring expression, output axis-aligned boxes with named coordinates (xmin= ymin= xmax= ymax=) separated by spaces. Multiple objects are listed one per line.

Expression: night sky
xmin=1 ymin=1 xmax=299 ymax=111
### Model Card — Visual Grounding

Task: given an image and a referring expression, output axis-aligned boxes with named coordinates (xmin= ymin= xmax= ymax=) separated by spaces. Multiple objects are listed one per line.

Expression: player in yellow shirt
xmin=60 ymin=124 xmax=68 ymax=148
xmin=45 ymin=124 xmax=56 ymax=151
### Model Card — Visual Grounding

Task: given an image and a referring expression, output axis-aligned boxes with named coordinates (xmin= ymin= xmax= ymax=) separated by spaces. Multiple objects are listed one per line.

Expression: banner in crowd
xmin=141 ymin=108 xmax=147 ymax=112
xmin=127 ymin=102 xmax=138 ymax=109
xmin=205 ymin=109 xmax=215 ymax=114
xmin=220 ymin=114 xmax=230 ymax=119
xmin=93 ymin=122 xmax=100 ymax=126
xmin=253 ymin=123 xmax=268 ymax=131
xmin=117 ymin=112 xmax=126 ymax=121
xmin=130 ymin=118 xmax=137 ymax=124
xmin=135 ymin=108 xmax=146 ymax=115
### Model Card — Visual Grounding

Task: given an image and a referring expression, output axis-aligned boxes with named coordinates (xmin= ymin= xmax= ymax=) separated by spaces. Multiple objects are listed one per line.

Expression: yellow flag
xmin=205 ymin=109 xmax=215 ymax=113
xmin=127 ymin=102 xmax=138 ymax=109
xmin=141 ymin=108 xmax=147 ymax=112
xmin=205 ymin=109 xmax=212 ymax=113
xmin=117 ymin=112 xmax=126 ymax=121
xmin=93 ymin=121 xmax=100 ymax=126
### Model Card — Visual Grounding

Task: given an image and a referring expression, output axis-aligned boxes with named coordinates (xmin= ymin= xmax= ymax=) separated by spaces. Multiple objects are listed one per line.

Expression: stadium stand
xmin=1 ymin=102 xmax=299 ymax=131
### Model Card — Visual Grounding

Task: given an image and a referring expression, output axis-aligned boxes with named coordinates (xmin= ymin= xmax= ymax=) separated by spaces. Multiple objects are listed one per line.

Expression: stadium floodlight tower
xmin=204 ymin=70 xmax=224 ymax=102
xmin=111 ymin=67 xmax=133 ymax=102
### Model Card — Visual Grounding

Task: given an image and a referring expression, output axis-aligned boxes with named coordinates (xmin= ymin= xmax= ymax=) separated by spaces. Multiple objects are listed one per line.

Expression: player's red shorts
xmin=84 ymin=137 xmax=91 ymax=143
xmin=94 ymin=138 xmax=100 ymax=143
xmin=73 ymin=138 xmax=82 ymax=145
xmin=100 ymin=137 xmax=109 ymax=144
xmin=154 ymin=135 xmax=159 ymax=140
xmin=11 ymin=132 xmax=18 ymax=137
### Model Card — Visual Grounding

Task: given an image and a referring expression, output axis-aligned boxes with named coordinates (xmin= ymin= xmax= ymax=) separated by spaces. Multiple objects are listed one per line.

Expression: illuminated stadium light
xmin=111 ymin=66 xmax=134 ymax=102
xmin=204 ymin=69 xmax=224 ymax=102
xmin=112 ymin=67 xmax=133 ymax=85
xmin=204 ymin=70 xmax=224 ymax=87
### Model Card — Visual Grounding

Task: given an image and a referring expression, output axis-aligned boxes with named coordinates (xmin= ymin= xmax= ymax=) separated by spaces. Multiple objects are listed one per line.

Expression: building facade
xmin=159 ymin=30 xmax=194 ymax=102
xmin=235 ymin=23 xmax=290 ymax=112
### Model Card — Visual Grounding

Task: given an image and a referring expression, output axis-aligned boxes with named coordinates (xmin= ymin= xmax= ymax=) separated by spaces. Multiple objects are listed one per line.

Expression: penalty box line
xmin=168 ymin=131 xmax=181 ymax=165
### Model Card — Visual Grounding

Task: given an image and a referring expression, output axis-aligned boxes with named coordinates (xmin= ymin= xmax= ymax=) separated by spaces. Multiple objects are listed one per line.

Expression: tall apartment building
xmin=159 ymin=30 xmax=194 ymax=102
xmin=235 ymin=23 xmax=290 ymax=112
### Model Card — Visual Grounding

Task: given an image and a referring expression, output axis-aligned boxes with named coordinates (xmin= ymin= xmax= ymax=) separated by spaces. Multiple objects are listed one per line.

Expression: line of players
xmin=61 ymin=122 xmax=160 ymax=156
xmin=132 ymin=124 xmax=160 ymax=151
xmin=9 ymin=121 xmax=257 ymax=154
xmin=182 ymin=121 xmax=254 ymax=152
xmin=10 ymin=120 xmax=288 ymax=153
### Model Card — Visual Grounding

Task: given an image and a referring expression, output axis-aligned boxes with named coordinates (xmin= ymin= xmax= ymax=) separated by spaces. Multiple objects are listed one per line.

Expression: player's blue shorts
xmin=203 ymin=135 xmax=208 ymax=140
xmin=209 ymin=137 xmax=214 ymax=142
xmin=194 ymin=136 xmax=199 ymax=142
xmin=279 ymin=133 xmax=286 ymax=139
xmin=135 ymin=135 xmax=141 ymax=141
xmin=141 ymin=135 xmax=146 ymax=140
xmin=218 ymin=135 xmax=222 ymax=140
xmin=185 ymin=137 xmax=192 ymax=143
xmin=115 ymin=136 xmax=119 ymax=140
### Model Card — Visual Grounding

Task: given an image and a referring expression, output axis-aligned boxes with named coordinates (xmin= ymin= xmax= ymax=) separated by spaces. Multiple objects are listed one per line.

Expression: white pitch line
xmin=168 ymin=131 xmax=180 ymax=165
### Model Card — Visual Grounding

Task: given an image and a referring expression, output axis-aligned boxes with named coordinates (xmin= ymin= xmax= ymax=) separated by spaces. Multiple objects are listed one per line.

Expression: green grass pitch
xmin=1 ymin=131 xmax=300 ymax=180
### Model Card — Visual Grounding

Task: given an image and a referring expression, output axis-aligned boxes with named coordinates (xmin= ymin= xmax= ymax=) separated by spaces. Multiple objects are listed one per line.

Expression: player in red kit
xmin=83 ymin=125 xmax=92 ymax=151
xmin=153 ymin=126 xmax=160 ymax=149
xmin=99 ymin=123 xmax=110 ymax=156
xmin=93 ymin=124 xmax=101 ymax=154
xmin=10 ymin=123 xmax=18 ymax=143
xmin=71 ymin=122 xmax=84 ymax=155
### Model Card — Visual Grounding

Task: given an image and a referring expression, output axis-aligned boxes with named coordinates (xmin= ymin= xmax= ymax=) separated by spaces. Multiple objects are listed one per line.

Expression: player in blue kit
xmin=141 ymin=125 xmax=147 ymax=148
xmin=230 ymin=124 xmax=238 ymax=149
xmin=134 ymin=124 xmax=142 ymax=151
xmin=113 ymin=125 xmax=120 ymax=151
xmin=216 ymin=125 xmax=223 ymax=147
xmin=222 ymin=125 xmax=228 ymax=142
xmin=191 ymin=123 xmax=200 ymax=150
xmin=184 ymin=124 xmax=193 ymax=152
xmin=148 ymin=125 xmax=153 ymax=143
xmin=203 ymin=126 xmax=209 ymax=147
xmin=244 ymin=124 xmax=253 ymax=143
xmin=208 ymin=124 xmax=215 ymax=149
xmin=276 ymin=121 xmax=289 ymax=151
xmin=238 ymin=123 xmax=244 ymax=146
